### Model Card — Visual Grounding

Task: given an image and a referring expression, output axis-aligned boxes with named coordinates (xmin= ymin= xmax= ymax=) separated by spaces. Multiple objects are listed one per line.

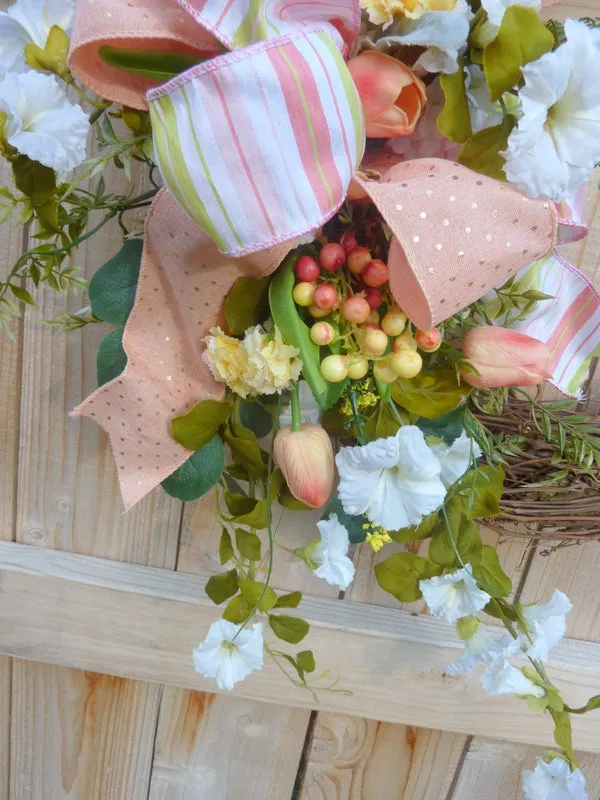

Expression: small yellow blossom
xmin=361 ymin=0 xmax=456 ymax=26
xmin=339 ymin=379 xmax=379 ymax=416
xmin=203 ymin=325 xmax=301 ymax=398
xmin=362 ymin=522 xmax=393 ymax=552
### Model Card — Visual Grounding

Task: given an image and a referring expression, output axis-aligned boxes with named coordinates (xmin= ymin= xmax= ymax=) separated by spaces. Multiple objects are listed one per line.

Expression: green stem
xmin=290 ymin=381 xmax=302 ymax=432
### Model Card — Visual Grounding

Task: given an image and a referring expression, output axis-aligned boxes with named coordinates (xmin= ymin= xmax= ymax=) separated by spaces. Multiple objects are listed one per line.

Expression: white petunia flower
xmin=523 ymin=758 xmax=588 ymax=800
xmin=478 ymin=0 xmax=541 ymax=47
xmin=193 ymin=619 xmax=264 ymax=691
xmin=503 ymin=20 xmax=600 ymax=203
xmin=465 ymin=65 xmax=504 ymax=133
xmin=522 ymin=589 xmax=572 ymax=662
xmin=279 ymin=380 xmax=321 ymax=428
xmin=481 ymin=657 xmax=545 ymax=698
xmin=313 ymin=514 xmax=356 ymax=591
xmin=445 ymin=622 xmax=505 ymax=675
xmin=420 ymin=564 xmax=491 ymax=623
xmin=0 ymin=0 xmax=75 ymax=74
xmin=429 ymin=431 xmax=482 ymax=489
xmin=336 ymin=426 xmax=447 ymax=532
xmin=0 ymin=71 xmax=88 ymax=172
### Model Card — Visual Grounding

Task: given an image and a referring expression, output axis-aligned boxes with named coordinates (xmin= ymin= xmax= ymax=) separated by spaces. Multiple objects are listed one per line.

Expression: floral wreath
xmin=1 ymin=0 xmax=599 ymax=796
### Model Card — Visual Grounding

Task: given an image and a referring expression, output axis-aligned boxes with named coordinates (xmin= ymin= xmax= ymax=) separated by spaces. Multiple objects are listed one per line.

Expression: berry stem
xmin=290 ymin=381 xmax=302 ymax=433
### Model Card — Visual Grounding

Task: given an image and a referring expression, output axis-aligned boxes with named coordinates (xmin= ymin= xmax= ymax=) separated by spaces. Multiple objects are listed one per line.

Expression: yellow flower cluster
xmin=362 ymin=522 xmax=393 ymax=552
xmin=339 ymin=378 xmax=379 ymax=417
xmin=360 ymin=0 xmax=456 ymax=25
xmin=203 ymin=325 xmax=302 ymax=398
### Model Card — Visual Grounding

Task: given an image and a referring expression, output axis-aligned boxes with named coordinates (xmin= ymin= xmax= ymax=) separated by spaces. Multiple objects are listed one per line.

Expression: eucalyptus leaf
xmin=161 ymin=435 xmax=225 ymax=502
xmin=268 ymin=614 xmax=310 ymax=644
xmin=99 ymin=45 xmax=204 ymax=82
xmin=89 ymin=240 xmax=143 ymax=325
xmin=239 ymin=401 xmax=272 ymax=438
xmin=171 ymin=399 xmax=232 ymax=451
xmin=97 ymin=327 xmax=127 ymax=386
xmin=374 ymin=552 xmax=442 ymax=603
xmin=225 ymin=276 xmax=271 ymax=336
xmin=417 ymin=407 xmax=466 ymax=445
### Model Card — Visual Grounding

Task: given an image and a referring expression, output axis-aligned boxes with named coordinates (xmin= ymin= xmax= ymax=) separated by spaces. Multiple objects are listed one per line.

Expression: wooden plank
xmin=2 ymin=542 xmax=600 ymax=751
xmin=10 ymin=154 xmax=183 ymax=799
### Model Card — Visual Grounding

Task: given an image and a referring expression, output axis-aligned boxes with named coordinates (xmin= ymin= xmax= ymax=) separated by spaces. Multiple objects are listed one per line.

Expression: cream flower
xmin=0 ymin=71 xmax=88 ymax=172
xmin=336 ymin=426 xmax=446 ymax=531
xmin=361 ymin=0 xmax=458 ymax=27
xmin=445 ymin=622 xmax=505 ymax=675
xmin=523 ymin=758 xmax=588 ymax=800
xmin=503 ymin=20 xmax=600 ymax=203
xmin=203 ymin=327 xmax=251 ymax=398
xmin=522 ymin=589 xmax=572 ymax=662
xmin=0 ymin=0 xmax=75 ymax=74
xmin=313 ymin=515 xmax=356 ymax=590
xmin=420 ymin=564 xmax=491 ymax=623
xmin=192 ymin=619 xmax=264 ymax=691
xmin=243 ymin=325 xmax=302 ymax=395
xmin=429 ymin=431 xmax=482 ymax=488
xmin=481 ymin=657 xmax=546 ymax=698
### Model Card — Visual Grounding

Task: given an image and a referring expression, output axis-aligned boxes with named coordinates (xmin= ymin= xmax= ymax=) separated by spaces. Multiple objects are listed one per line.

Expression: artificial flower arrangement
xmin=1 ymin=0 xmax=600 ymax=795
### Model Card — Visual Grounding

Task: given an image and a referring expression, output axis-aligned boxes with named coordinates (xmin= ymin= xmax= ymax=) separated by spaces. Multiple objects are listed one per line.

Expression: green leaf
xmin=224 ymin=492 xmax=269 ymax=528
xmin=268 ymin=614 xmax=310 ymax=644
xmin=417 ymin=407 xmax=466 ymax=445
xmin=454 ymin=464 xmax=505 ymax=519
xmin=391 ymin=369 xmax=471 ymax=419
xmin=240 ymin=580 xmax=278 ymax=612
xmin=225 ymin=276 xmax=271 ymax=336
xmin=389 ymin=509 xmax=442 ymax=544
xmin=275 ymin=591 xmax=302 ymax=609
xmin=437 ymin=57 xmax=472 ymax=143
xmin=12 ymin=155 xmax=55 ymax=207
xmin=88 ymin=240 xmax=143 ymax=325
xmin=364 ymin=401 xmax=401 ymax=440
xmin=553 ymin=711 xmax=574 ymax=757
xmin=205 ymin=569 xmax=239 ymax=605
xmin=219 ymin=528 xmax=235 ymax=565
xmin=222 ymin=594 xmax=253 ymax=624
xmin=239 ymin=401 xmax=272 ymax=438
xmin=374 ymin=552 xmax=442 ymax=603
xmin=10 ymin=285 xmax=35 ymax=306
xmin=99 ymin=45 xmax=205 ymax=82
xmin=171 ymin=399 xmax=232 ymax=451
xmin=320 ymin=497 xmax=368 ymax=544
xmin=24 ymin=25 xmax=70 ymax=79
xmin=97 ymin=327 xmax=127 ymax=386
xmin=485 ymin=597 xmax=518 ymax=622
xmin=269 ymin=254 xmax=346 ymax=411
xmin=472 ymin=545 xmax=512 ymax=597
xmin=225 ymin=424 xmax=266 ymax=477
xmin=458 ymin=117 xmax=516 ymax=181
xmin=428 ymin=511 xmax=482 ymax=568
xmin=235 ymin=528 xmax=262 ymax=561
xmin=566 ymin=695 xmax=600 ymax=715
xmin=161 ymin=436 xmax=225 ymax=502
xmin=278 ymin=485 xmax=313 ymax=511
xmin=296 ymin=650 xmax=316 ymax=673
xmin=483 ymin=7 xmax=554 ymax=102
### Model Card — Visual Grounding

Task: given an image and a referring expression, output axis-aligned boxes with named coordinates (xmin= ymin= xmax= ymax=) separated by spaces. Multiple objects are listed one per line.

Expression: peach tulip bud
xmin=461 ymin=327 xmax=552 ymax=388
xmin=274 ymin=424 xmax=334 ymax=509
xmin=347 ymin=51 xmax=427 ymax=138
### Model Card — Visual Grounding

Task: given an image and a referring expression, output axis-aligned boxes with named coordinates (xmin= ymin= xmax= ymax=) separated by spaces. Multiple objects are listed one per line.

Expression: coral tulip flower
xmin=274 ymin=424 xmax=334 ymax=508
xmin=461 ymin=327 xmax=552 ymax=388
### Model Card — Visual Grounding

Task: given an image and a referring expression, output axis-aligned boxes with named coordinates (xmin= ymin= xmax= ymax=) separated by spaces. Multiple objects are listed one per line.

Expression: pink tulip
xmin=274 ymin=424 xmax=334 ymax=509
xmin=347 ymin=51 xmax=427 ymax=139
xmin=461 ymin=327 xmax=552 ymax=388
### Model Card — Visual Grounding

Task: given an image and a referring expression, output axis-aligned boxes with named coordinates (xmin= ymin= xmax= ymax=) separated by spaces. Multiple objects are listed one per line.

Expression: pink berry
xmin=342 ymin=296 xmax=371 ymax=324
xmin=392 ymin=332 xmax=418 ymax=352
xmin=364 ymin=287 xmax=383 ymax=309
xmin=373 ymin=358 xmax=398 ymax=384
xmin=308 ymin=304 xmax=330 ymax=318
xmin=346 ymin=355 xmax=369 ymax=380
xmin=310 ymin=321 xmax=335 ymax=346
xmin=313 ymin=284 xmax=339 ymax=310
xmin=340 ymin=229 xmax=358 ymax=254
xmin=362 ymin=259 xmax=389 ymax=288
xmin=295 ymin=255 xmax=320 ymax=282
xmin=382 ymin=307 xmax=407 ymax=337
xmin=365 ymin=309 xmax=380 ymax=325
xmin=319 ymin=243 xmax=346 ymax=272
xmin=347 ymin=247 xmax=372 ymax=275
xmin=320 ymin=354 xmax=348 ymax=382
xmin=390 ymin=350 xmax=423 ymax=379
xmin=415 ymin=327 xmax=442 ymax=353
xmin=362 ymin=327 xmax=388 ymax=357
xmin=292 ymin=281 xmax=316 ymax=307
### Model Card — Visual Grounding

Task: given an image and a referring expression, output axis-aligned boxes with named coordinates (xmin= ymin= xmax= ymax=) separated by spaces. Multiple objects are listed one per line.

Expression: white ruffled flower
xmin=0 ymin=0 xmax=75 ymax=74
xmin=522 ymin=589 xmax=572 ymax=662
xmin=503 ymin=20 xmax=600 ymax=203
xmin=193 ymin=619 xmax=264 ymax=691
xmin=465 ymin=65 xmax=504 ymax=133
xmin=478 ymin=0 xmax=541 ymax=47
xmin=523 ymin=758 xmax=588 ymax=800
xmin=336 ymin=426 xmax=446 ymax=531
xmin=481 ymin=657 xmax=545 ymax=698
xmin=445 ymin=622 xmax=505 ymax=675
xmin=429 ymin=431 xmax=482 ymax=488
xmin=0 ymin=71 xmax=88 ymax=172
xmin=313 ymin=515 xmax=356 ymax=590
xmin=279 ymin=380 xmax=321 ymax=428
xmin=420 ymin=565 xmax=491 ymax=623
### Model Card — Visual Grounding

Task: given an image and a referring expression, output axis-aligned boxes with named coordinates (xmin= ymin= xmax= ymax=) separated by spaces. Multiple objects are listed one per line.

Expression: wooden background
xmin=1 ymin=0 xmax=599 ymax=795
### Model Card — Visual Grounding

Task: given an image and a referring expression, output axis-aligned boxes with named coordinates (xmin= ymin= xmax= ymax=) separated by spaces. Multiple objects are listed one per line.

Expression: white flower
xmin=523 ymin=758 xmax=588 ymax=800
xmin=445 ymin=623 xmax=505 ymax=675
xmin=478 ymin=0 xmax=540 ymax=46
xmin=503 ymin=20 xmax=600 ymax=203
xmin=378 ymin=1 xmax=473 ymax=74
xmin=313 ymin=514 xmax=356 ymax=590
xmin=481 ymin=657 xmax=545 ymax=698
xmin=336 ymin=426 xmax=446 ymax=531
xmin=522 ymin=589 xmax=572 ymax=662
xmin=279 ymin=381 xmax=321 ymax=428
xmin=465 ymin=65 xmax=504 ymax=133
xmin=193 ymin=619 xmax=264 ymax=691
xmin=429 ymin=431 xmax=482 ymax=489
xmin=0 ymin=0 xmax=75 ymax=74
xmin=0 ymin=71 xmax=88 ymax=172
xmin=420 ymin=565 xmax=491 ymax=623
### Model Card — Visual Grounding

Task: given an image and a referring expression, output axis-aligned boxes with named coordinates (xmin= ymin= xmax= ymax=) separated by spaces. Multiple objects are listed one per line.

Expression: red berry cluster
xmin=291 ymin=232 xmax=442 ymax=384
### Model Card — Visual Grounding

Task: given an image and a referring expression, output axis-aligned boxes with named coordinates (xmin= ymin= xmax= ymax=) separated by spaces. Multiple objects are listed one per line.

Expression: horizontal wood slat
xmin=1 ymin=541 xmax=600 ymax=753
